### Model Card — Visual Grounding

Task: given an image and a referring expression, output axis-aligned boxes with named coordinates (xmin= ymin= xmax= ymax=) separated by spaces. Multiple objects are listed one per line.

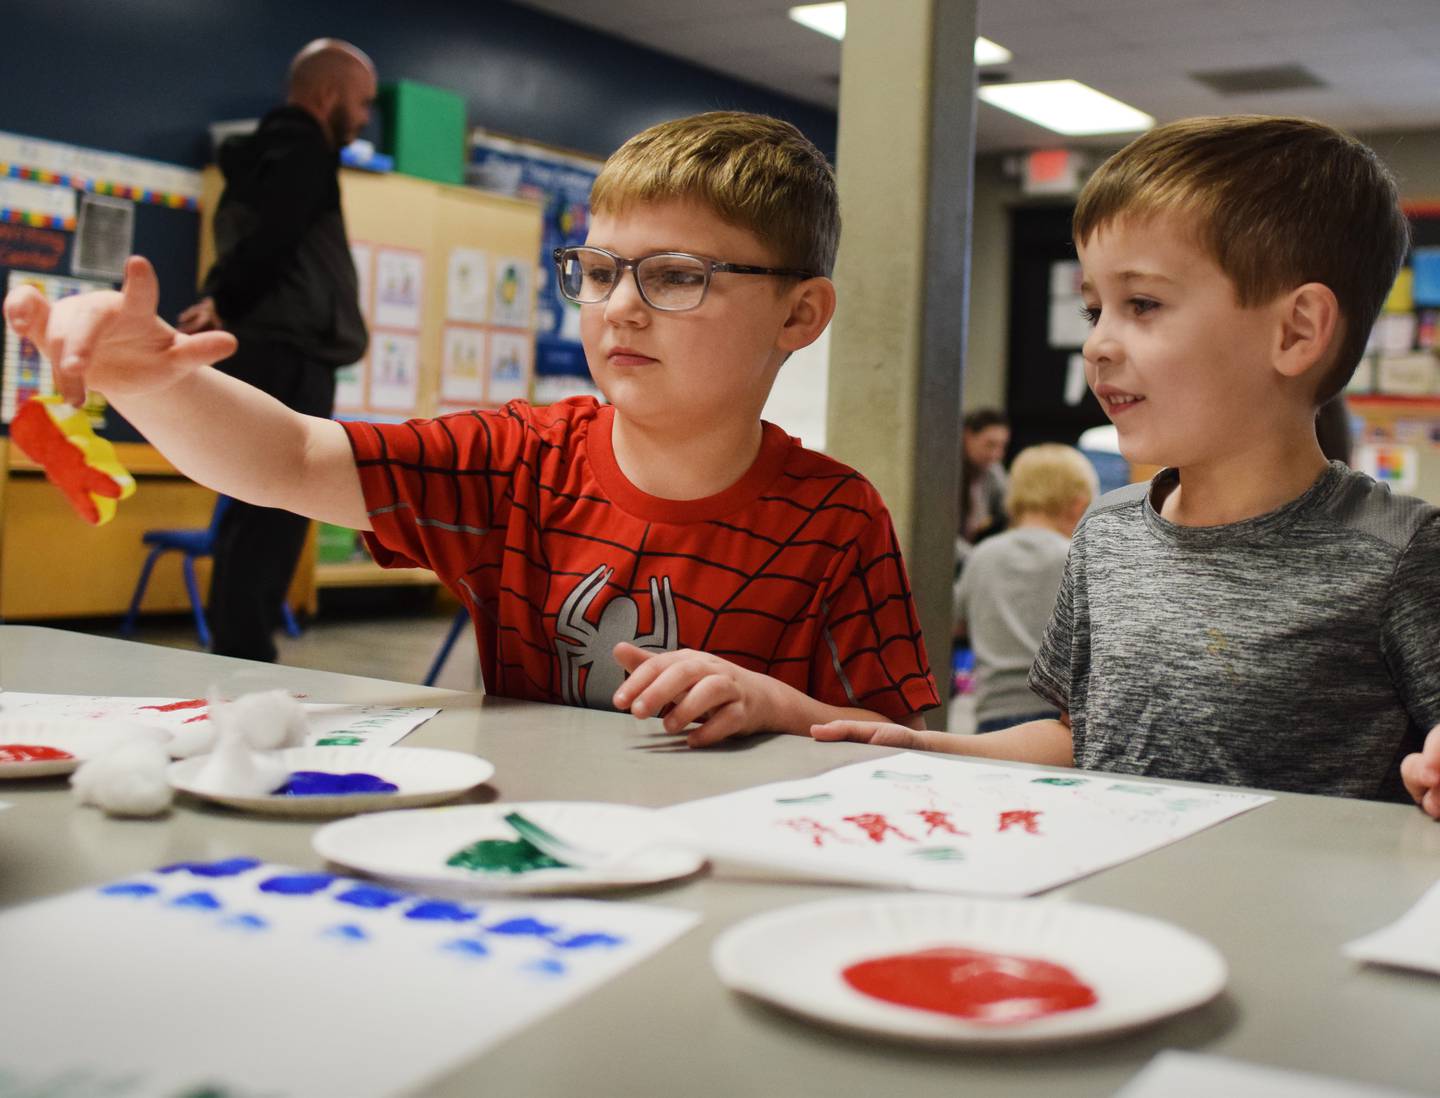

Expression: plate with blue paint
xmin=312 ymin=802 xmax=706 ymax=893
xmin=167 ymin=746 xmax=495 ymax=817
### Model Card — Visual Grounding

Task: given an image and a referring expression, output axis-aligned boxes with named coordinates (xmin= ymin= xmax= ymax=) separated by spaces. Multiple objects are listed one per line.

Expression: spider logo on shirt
xmin=554 ymin=564 xmax=679 ymax=709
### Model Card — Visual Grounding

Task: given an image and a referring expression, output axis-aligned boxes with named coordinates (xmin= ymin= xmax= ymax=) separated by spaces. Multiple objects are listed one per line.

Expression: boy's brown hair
xmin=1073 ymin=115 xmax=1410 ymax=403
xmin=590 ymin=111 xmax=840 ymax=278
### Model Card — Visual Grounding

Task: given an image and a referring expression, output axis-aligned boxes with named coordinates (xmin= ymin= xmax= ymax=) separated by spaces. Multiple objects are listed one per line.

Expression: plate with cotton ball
xmin=0 ymin=716 xmax=169 ymax=778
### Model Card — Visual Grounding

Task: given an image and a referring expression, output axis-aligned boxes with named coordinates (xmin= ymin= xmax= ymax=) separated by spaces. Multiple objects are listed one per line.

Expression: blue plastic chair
xmin=121 ymin=496 xmax=301 ymax=648
xmin=424 ymin=607 xmax=470 ymax=687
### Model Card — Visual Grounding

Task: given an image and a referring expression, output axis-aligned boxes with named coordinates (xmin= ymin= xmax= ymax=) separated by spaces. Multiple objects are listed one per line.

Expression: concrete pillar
xmin=828 ymin=0 xmax=977 ymax=725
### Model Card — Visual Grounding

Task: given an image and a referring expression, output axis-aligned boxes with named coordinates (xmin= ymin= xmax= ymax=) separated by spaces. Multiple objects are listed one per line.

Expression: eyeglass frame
xmin=551 ymin=245 xmax=820 ymax=312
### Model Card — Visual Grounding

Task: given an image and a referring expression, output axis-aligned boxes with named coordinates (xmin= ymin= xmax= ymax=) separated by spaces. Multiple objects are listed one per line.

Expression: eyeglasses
xmin=552 ymin=245 xmax=818 ymax=312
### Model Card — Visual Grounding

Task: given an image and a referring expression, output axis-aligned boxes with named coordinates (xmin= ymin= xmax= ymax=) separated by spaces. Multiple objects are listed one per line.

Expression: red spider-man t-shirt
xmin=343 ymin=398 xmax=938 ymax=720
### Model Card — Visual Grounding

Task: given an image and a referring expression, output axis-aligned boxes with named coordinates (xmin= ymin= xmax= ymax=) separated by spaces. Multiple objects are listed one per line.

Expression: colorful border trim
xmin=0 ymin=207 xmax=74 ymax=231
xmin=0 ymin=162 xmax=197 ymax=212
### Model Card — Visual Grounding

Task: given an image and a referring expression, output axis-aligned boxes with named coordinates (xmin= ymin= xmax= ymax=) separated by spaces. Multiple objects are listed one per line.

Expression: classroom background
xmin=2 ymin=0 xmax=1439 ymax=724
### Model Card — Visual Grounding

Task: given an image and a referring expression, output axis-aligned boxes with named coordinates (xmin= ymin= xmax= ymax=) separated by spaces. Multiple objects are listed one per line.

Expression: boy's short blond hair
xmin=1005 ymin=444 xmax=1099 ymax=520
xmin=1073 ymin=115 xmax=1410 ymax=404
xmin=590 ymin=111 xmax=839 ymax=277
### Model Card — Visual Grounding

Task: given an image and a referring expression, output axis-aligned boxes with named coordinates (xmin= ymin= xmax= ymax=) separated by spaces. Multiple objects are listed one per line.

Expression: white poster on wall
xmin=446 ymin=247 xmax=489 ymax=324
xmin=487 ymin=330 xmax=531 ymax=405
xmin=441 ymin=325 xmax=486 ymax=404
xmin=374 ymin=248 xmax=423 ymax=331
xmin=491 ymin=256 xmax=533 ymax=329
xmin=369 ymin=330 xmax=421 ymax=412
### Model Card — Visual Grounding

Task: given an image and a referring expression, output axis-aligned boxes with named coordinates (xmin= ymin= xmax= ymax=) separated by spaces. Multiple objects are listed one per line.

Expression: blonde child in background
xmin=816 ymin=114 xmax=1440 ymax=817
xmin=4 ymin=111 xmax=939 ymax=748
xmin=954 ymin=444 xmax=1097 ymax=733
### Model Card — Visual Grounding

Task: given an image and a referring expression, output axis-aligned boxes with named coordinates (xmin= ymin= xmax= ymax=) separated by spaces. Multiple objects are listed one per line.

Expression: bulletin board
xmin=198 ymin=167 xmax=544 ymax=422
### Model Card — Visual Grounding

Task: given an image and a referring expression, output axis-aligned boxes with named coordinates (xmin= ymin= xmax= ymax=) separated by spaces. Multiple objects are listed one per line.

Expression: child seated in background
xmin=954 ymin=444 xmax=1096 ymax=733
xmin=815 ymin=114 xmax=1440 ymax=817
xmin=4 ymin=111 xmax=939 ymax=748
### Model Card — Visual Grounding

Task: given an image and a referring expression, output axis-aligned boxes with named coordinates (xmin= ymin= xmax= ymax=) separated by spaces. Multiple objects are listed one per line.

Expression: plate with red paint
xmin=712 ymin=895 xmax=1226 ymax=1046
xmin=0 ymin=718 xmax=168 ymax=778
xmin=166 ymin=746 xmax=495 ymax=817
xmin=312 ymin=802 xmax=707 ymax=894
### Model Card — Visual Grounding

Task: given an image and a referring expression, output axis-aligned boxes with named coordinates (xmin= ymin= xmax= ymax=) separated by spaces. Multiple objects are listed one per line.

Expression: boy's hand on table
xmin=3 ymin=256 xmax=237 ymax=407
xmin=1400 ymin=724 xmax=1440 ymax=819
xmin=612 ymin=643 xmax=786 ymax=748
xmin=810 ymin=720 xmax=962 ymax=754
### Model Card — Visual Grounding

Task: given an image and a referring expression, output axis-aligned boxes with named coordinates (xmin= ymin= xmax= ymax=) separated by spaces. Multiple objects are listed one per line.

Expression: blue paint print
xmin=525 ymin=958 xmax=567 ymax=977
xmin=487 ymin=916 xmax=559 ymax=938
xmin=324 ymin=923 xmax=369 ymax=942
xmin=273 ymin=771 xmax=399 ymax=796
xmin=335 ymin=884 xmax=406 ymax=909
xmin=158 ymin=857 xmax=262 ymax=878
xmin=405 ymin=899 xmax=479 ymax=922
xmin=555 ymin=932 xmax=625 ymax=950
xmin=259 ymin=872 xmax=335 ymax=896
xmin=222 ymin=913 xmax=269 ymax=931
xmin=99 ymin=882 xmax=159 ymax=898
xmin=443 ymin=938 xmax=491 ymax=958
xmin=170 ymin=890 xmax=223 ymax=911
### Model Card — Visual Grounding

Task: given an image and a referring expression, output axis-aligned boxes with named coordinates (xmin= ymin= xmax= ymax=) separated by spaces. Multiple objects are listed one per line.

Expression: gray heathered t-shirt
xmin=955 ymin=526 xmax=1069 ymax=723
xmin=1029 ymin=462 xmax=1440 ymax=801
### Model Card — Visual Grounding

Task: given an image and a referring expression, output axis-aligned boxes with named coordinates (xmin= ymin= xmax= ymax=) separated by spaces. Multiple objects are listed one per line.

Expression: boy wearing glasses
xmin=7 ymin=111 xmax=939 ymax=746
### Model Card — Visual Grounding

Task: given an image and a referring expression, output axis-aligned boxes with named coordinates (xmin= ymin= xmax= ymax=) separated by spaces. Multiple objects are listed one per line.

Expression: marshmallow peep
xmin=71 ymin=739 xmax=173 ymax=817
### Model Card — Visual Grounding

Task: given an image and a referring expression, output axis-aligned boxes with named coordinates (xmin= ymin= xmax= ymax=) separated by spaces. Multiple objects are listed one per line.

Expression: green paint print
xmin=910 ymin=846 xmax=967 ymax=862
xmin=774 ymin=793 xmax=834 ymax=805
xmin=1031 ymin=777 xmax=1086 ymax=787
xmin=1107 ymin=783 xmax=1162 ymax=796
xmin=447 ymin=837 xmax=568 ymax=875
xmin=871 ymin=770 xmax=932 ymax=782
xmin=315 ymin=735 xmax=364 ymax=746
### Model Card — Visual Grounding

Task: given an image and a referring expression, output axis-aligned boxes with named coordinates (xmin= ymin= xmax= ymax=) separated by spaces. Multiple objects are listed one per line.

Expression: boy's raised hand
xmin=1400 ymin=724 xmax=1440 ymax=819
xmin=3 ymin=256 xmax=237 ymax=407
xmin=612 ymin=642 xmax=787 ymax=748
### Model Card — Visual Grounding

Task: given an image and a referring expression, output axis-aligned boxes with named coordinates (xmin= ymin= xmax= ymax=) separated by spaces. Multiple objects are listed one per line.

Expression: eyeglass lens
xmin=559 ymin=249 xmax=710 ymax=310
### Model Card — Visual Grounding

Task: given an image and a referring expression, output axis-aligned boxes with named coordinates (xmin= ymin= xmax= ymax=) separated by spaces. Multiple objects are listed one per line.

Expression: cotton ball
xmin=71 ymin=739 xmax=173 ymax=817
xmin=191 ymin=722 xmax=288 ymax=797
xmin=167 ymin=721 xmax=217 ymax=759
xmin=212 ymin=689 xmax=308 ymax=751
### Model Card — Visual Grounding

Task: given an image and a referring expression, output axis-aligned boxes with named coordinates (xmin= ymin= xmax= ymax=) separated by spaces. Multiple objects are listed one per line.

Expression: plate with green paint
xmin=312 ymin=801 xmax=706 ymax=893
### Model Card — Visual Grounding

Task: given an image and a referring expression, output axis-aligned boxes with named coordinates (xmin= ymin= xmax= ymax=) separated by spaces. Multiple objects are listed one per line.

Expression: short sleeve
xmin=341 ymin=404 xmax=531 ymax=582
xmin=813 ymin=511 xmax=941 ymax=720
xmin=1028 ymin=534 xmax=1082 ymax=713
xmin=1381 ymin=513 xmax=1440 ymax=731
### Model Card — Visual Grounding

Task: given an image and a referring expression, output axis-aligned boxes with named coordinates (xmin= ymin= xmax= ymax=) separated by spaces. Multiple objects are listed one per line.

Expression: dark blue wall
xmin=1 ymin=0 xmax=836 ymax=166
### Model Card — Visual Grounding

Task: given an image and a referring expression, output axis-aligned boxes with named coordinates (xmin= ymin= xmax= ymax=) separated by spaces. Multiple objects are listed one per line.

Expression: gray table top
xmin=1 ymin=625 xmax=1437 ymax=1096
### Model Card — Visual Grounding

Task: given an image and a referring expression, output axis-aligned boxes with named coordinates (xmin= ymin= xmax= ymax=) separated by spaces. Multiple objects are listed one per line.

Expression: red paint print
xmin=843 ymin=947 xmax=1097 ymax=1024
xmin=779 ymin=817 xmax=843 ymax=847
xmin=182 ymin=714 xmax=209 ymax=724
xmin=0 ymin=744 xmax=74 ymax=763
xmin=139 ymin=699 xmax=208 ymax=713
xmin=915 ymin=809 xmax=966 ymax=837
xmin=998 ymin=809 xmax=1042 ymax=835
xmin=844 ymin=813 xmax=916 ymax=844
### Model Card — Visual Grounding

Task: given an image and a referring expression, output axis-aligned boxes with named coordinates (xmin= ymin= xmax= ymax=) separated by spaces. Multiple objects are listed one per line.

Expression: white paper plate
xmin=0 ymin=718 xmax=167 ymax=778
xmin=712 ymin=894 xmax=1226 ymax=1046
xmin=167 ymin=746 xmax=494 ymax=817
xmin=313 ymin=801 xmax=706 ymax=893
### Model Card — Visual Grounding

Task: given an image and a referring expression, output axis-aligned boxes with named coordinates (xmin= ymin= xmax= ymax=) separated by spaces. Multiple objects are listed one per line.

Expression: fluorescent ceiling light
xmin=978 ymin=79 xmax=1154 ymax=135
xmin=787 ymin=4 xmax=1013 ymax=64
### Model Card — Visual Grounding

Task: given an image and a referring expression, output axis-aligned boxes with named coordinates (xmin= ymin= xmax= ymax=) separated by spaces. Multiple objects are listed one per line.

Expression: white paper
xmin=368 ymin=330 xmax=422 ymax=411
xmin=487 ymin=330 xmax=531 ymax=404
xmin=491 ymin=255 xmax=533 ymax=329
xmin=0 ymin=692 xmax=437 ymax=749
xmin=663 ymin=752 xmax=1271 ymax=897
xmin=351 ymin=240 xmax=374 ymax=318
xmin=1115 ymin=1050 xmax=1426 ymax=1098
xmin=446 ymin=246 xmax=489 ymax=323
xmin=1343 ymin=879 xmax=1440 ymax=976
xmin=333 ymin=352 xmax=368 ymax=412
xmin=441 ymin=325 xmax=487 ymax=403
xmin=374 ymin=247 xmax=424 ymax=330
xmin=0 ymin=859 xmax=696 ymax=1098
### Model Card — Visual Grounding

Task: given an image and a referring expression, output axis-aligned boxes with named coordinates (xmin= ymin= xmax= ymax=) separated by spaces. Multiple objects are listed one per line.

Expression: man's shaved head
xmin=286 ymin=39 xmax=377 ymax=149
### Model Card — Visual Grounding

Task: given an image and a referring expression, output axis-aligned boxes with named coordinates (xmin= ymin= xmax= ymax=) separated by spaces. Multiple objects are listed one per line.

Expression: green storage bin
xmin=380 ymin=80 xmax=467 ymax=185
xmin=317 ymin=523 xmax=361 ymax=564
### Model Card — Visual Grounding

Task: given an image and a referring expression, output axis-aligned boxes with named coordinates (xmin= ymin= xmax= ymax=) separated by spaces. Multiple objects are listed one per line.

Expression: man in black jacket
xmin=179 ymin=39 xmax=374 ymax=661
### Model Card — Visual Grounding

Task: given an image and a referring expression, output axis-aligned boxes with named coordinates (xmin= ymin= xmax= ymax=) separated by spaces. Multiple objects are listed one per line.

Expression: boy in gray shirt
xmin=955 ymin=444 xmax=1096 ymax=732
xmin=817 ymin=115 xmax=1440 ymax=816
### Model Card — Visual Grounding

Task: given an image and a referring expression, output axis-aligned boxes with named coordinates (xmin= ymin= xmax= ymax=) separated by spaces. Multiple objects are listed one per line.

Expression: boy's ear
xmin=776 ymin=277 xmax=837 ymax=353
xmin=1273 ymin=282 xmax=1341 ymax=380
